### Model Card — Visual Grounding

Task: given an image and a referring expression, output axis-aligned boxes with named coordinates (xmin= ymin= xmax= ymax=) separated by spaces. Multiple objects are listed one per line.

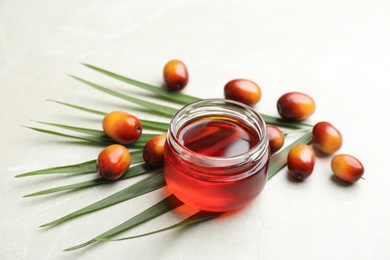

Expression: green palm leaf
xmin=41 ymin=171 xmax=165 ymax=227
xmin=15 ymin=150 xmax=143 ymax=178
xmin=82 ymin=63 xmax=200 ymax=105
xmin=25 ymin=125 xmax=156 ymax=148
xmin=140 ymin=119 xmax=169 ymax=132
xmin=16 ymin=150 xmax=143 ymax=178
xmin=135 ymin=133 xmax=159 ymax=143
xmin=69 ymin=75 xmax=178 ymax=117
xmin=260 ymin=114 xmax=312 ymax=129
xmin=64 ymin=194 xmax=184 ymax=251
xmin=16 ymin=159 xmax=97 ymax=178
xmin=47 ymin=100 xmax=106 ymax=116
xmin=107 ymin=211 xmax=222 ymax=242
xmin=24 ymin=163 xmax=155 ymax=197
xmin=25 ymin=126 xmax=109 ymax=145
xmin=48 ymin=100 xmax=170 ymax=131
xmin=36 ymin=121 xmax=106 ymax=137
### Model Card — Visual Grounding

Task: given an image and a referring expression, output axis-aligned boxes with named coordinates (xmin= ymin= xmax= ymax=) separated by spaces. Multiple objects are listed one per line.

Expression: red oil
xmin=164 ymin=116 xmax=269 ymax=212
xmin=178 ymin=118 xmax=258 ymax=157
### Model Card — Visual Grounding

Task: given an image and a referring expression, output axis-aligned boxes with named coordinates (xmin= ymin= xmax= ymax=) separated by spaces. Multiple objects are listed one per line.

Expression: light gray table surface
xmin=1 ymin=1 xmax=389 ymax=259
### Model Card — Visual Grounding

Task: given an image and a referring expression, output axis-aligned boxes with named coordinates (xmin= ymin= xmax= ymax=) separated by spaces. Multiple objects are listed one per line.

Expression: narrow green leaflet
xmin=15 ymin=150 xmax=142 ymax=178
xmin=68 ymin=75 xmax=178 ymax=117
xmin=82 ymin=63 xmax=200 ymax=105
xmin=260 ymin=114 xmax=313 ymax=129
xmin=36 ymin=121 xmax=107 ymax=137
xmin=139 ymin=119 xmax=169 ymax=132
xmin=25 ymin=125 xmax=150 ymax=148
xmin=16 ymin=159 xmax=96 ymax=178
xmin=49 ymin=100 xmax=170 ymax=131
xmin=25 ymin=126 xmax=109 ymax=145
xmin=267 ymin=131 xmax=312 ymax=180
xmin=130 ymin=150 xmax=149 ymax=164
xmin=36 ymin=122 xmax=156 ymax=144
xmin=282 ymin=128 xmax=313 ymax=136
xmin=47 ymin=99 xmax=106 ymax=116
xmin=135 ymin=133 xmax=159 ymax=143
xmin=64 ymin=194 xmax=184 ymax=251
xmin=41 ymin=171 xmax=165 ymax=227
xmin=23 ymin=163 xmax=155 ymax=197
xmin=107 ymin=211 xmax=222 ymax=242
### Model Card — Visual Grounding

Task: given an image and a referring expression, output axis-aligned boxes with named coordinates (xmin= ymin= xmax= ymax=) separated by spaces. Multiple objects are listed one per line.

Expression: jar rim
xmin=167 ymin=98 xmax=269 ymax=165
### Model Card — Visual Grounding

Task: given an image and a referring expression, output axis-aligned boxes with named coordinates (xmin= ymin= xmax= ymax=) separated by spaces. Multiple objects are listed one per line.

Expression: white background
xmin=1 ymin=0 xmax=390 ymax=259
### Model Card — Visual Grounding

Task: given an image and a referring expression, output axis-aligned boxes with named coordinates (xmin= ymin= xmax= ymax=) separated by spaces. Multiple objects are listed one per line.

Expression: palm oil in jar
xmin=164 ymin=99 xmax=270 ymax=212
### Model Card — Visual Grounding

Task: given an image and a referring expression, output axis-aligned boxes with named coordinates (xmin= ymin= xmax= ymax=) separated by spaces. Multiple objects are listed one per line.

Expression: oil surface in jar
xmin=177 ymin=117 xmax=259 ymax=157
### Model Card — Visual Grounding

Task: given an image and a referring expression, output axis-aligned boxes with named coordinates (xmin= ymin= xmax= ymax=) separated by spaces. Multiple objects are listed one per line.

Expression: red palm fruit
xmin=224 ymin=79 xmax=261 ymax=106
xmin=103 ymin=111 xmax=142 ymax=145
xmin=97 ymin=144 xmax=131 ymax=180
xmin=277 ymin=92 xmax=315 ymax=121
xmin=143 ymin=133 xmax=167 ymax=166
xmin=267 ymin=125 xmax=284 ymax=153
xmin=163 ymin=59 xmax=189 ymax=91
xmin=312 ymin=121 xmax=342 ymax=154
xmin=287 ymin=144 xmax=316 ymax=181
xmin=331 ymin=154 xmax=364 ymax=183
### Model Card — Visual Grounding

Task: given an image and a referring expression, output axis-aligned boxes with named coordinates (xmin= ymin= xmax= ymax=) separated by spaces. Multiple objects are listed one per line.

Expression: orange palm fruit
xmin=143 ymin=133 xmax=167 ymax=166
xmin=267 ymin=125 xmax=284 ymax=153
xmin=163 ymin=59 xmax=189 ymax=91
xmin=312 ymin=121 xmax=342 ymax=154
xmin=287 ymin=144 xmax=316 ymax=181
xmin=277 ymin=92 xmax=315 ymax=121
xmin=103 ymin=111 xmax=142 ymax=145
xmin=97 ymin=144 xmax=131 ymax=180
xmin=331 ymin=154 xmax=364 ymax=183
xmin=224 ymin=79 xmax=261 ymax=106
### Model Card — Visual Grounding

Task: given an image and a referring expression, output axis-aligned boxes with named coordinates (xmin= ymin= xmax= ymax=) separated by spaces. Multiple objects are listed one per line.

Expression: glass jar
xmin=164 ymin=99 xmax=270 ymax=212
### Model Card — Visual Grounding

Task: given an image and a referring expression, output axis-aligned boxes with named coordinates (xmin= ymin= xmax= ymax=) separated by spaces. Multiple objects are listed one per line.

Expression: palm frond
xmin=47 ymin=100 xmax=106 ymax=116
xmin=64 ymin=194 xmax=184 ymax=251
xmin=16 ymin=160 xmax=97 ymax=178
xmin=108 ymin=211 xmax=222 ymax=242
xmin=82 ymin=63 xmax=200 ymax=105
xmin=41 ymin=171 xmax=165 ymax=227
xmin=68 ymin=75 xmax=178 ymax=117
xmin=24 ymin=163 xmax=155 ymax=197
